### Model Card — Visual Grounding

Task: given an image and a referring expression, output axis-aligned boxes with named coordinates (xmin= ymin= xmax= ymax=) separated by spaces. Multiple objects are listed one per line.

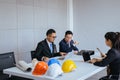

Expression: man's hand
xmin=74 ymin=41 xmax=79 ymax=45
xmin=74 ymin=51 xmax=78 ymax=54
xmin=43 ymin=56 xmax=49 ymax=62
xmin=60 ymin=52 xmax=67 ymax=56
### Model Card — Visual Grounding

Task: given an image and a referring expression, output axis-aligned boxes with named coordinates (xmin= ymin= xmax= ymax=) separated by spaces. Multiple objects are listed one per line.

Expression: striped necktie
xmin=50 ymin=43 xmax=53 ymax=53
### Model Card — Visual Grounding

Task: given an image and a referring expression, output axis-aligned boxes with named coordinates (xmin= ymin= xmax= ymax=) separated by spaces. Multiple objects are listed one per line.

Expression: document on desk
xmin=64 ymin=52 xmax=83 ymax=61
xmin=52 ymin=52 xmax=82 ymax=61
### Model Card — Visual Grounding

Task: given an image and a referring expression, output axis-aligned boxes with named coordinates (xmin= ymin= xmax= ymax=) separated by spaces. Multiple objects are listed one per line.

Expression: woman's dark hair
xmin=46 ymin=29 xmax=56 ymax=36
xmin=65 ymin=30 xmax=73 ymax=36
xmin=105 ymin=32 xmax=120 ymax=51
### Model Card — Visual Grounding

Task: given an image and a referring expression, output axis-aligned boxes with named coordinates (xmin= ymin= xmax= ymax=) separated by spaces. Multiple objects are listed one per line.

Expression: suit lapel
xmin=44 ymin=39 xmax=57 ymax=56
xmin=44 ymin=39 xmax=52 ymax=55
xmin=53 ymin=44 xmax=57 ymax=53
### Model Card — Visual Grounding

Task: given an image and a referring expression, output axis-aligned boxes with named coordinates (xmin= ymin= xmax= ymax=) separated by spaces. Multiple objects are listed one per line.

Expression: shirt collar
xmin=63 ymin=38 xmax=70 ymax=44
xmin=46 ymin=39 xmax=52 ymax=47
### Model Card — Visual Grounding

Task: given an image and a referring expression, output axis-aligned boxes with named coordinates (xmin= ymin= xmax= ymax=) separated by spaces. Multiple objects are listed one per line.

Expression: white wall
xmin=1 ymin=0 xmax=120 ymax=62
xmin=0 ymin=0 xmax=68 ymax=62
xmin=73 ymin=0 xmax=120 ymax=52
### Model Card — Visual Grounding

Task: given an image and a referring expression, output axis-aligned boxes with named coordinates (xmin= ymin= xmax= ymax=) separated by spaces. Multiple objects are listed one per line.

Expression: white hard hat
xmin=46 ymin=63 xmax=63 ymax=78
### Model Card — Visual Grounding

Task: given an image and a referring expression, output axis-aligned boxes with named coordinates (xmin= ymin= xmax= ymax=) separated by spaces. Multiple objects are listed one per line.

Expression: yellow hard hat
xmin=62 ymin=60 xmax=77 ymax=73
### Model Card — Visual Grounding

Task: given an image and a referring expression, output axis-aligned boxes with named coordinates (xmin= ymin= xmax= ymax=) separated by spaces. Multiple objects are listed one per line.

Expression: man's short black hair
xmin=65 ymin=30 xmax=73 ymax=36
xmin=46 ymin=29 xmax=56 ymax=36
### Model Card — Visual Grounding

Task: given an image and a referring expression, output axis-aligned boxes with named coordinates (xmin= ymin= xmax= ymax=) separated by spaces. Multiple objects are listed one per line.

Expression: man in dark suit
xmin=35 ymin=29 xmax=66 ymax=61
xmin=59 ymin=30 xmax=79 ymax=54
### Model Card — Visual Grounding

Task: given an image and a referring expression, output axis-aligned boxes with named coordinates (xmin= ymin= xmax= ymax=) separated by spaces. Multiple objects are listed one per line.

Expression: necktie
xmin=50 ymin=43 xmax=53 ymax=53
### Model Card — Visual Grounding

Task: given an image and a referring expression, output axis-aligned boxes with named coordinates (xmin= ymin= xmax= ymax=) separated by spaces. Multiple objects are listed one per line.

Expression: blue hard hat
xmin=48 ymin=58 xmax=61 ymax=66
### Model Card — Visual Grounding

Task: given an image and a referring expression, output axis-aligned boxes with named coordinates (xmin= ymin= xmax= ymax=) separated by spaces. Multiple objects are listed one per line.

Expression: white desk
xmin=4 ymin=53 xmax=106 ymax=80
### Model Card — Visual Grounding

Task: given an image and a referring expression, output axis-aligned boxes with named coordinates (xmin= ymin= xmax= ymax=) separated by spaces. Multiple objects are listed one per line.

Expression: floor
xmin=86 ymin=69 xmax=106 ymax=80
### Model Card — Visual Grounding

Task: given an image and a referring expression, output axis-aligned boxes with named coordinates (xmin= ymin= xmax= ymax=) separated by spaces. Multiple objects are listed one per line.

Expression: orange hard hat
xmin=32 ymin=61 xmax=48 ymax=75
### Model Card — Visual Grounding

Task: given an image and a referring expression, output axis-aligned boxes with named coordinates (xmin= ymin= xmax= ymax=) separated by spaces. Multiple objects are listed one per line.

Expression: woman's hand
xmin=74 ymin=51 xmax=78 ymax=54
xmin=89 ymin=58 xmax=97 ymax=63
xmin=101 ymin=53 xmax=107 ymax=58
xmin=89 ymin=58 xmax=102 ymax=63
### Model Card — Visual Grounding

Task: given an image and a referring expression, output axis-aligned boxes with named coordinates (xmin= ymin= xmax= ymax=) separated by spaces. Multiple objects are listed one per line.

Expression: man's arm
xmin=59 ymin=41 xmax=68 ymax=52
xmin=72 ymin=45 xmax=79 ymax=51
xmin=35 ymin=43 xmax=44 ymax=61
xmin=53 ymin=44 xmax=61 ymax=56
xmin=71 ymin=40 xmax=79 ymax=51
xmin=54 ymin=44 xmax=66 ymax=57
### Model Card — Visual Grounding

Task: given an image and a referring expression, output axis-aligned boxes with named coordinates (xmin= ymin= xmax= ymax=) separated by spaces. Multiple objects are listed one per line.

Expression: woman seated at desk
xmin=89 ymin=32 xmax=120 ymax=80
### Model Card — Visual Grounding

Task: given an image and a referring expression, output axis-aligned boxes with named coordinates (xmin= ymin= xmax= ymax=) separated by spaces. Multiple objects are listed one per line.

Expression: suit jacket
xmin=94 ymin=48 xmax=120 ymax=78
xmin=35 ymin=39 xmax=60 ymax=61
xmin=59 ymin=39 xmax=79 ymax=53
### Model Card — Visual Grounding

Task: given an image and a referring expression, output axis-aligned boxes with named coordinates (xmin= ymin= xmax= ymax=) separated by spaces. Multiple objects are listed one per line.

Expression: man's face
xmin=65 ymin=34 xmax=73 ymax=43
xmin=47 ymin=33 xmax=56 ymax=43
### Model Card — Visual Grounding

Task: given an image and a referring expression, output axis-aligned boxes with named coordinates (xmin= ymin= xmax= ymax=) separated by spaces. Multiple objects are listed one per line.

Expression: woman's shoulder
xmin=107 ymin=48 xmax=120 ymax=56
xmin=110 ymin=48 xmax=120 ymax=52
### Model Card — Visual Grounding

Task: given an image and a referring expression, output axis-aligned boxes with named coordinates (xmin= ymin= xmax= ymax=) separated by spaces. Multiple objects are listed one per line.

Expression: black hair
xmin=46 ymin=29 xmax=56 ymax=36
xmin=105 ymin=32 xmax=120 ymax=51
xmin=65 ymin=30 xmax=73 ymax=36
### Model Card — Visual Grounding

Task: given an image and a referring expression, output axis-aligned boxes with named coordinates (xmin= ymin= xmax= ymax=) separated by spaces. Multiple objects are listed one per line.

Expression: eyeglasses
xmin=65 ymin=36 xmax=72 ymax=39
xmin=50 ymin=36 xmax=57 ymax=39
xmin=52 ymin=36 xmax=57 ymax=38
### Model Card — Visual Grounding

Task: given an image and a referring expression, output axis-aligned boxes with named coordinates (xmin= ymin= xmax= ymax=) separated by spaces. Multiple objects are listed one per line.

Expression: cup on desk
xmin=32 ymin=58 xmax=38 ymax=67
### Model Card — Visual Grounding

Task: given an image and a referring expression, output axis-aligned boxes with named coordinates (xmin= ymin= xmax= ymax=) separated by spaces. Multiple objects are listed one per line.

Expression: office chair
xmin=0 ymin=52 xmax=15 ymax=80
xmin=31 ymin=51 xmax=36 ymax=60
xmin=0 ymin=52 xmax=33 ymax=80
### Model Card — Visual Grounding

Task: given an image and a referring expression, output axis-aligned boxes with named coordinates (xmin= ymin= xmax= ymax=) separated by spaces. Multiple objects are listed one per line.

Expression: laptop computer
xmin=77 ymin=50 xmax=94 ymax=61
xmin=82 ymin=51 xmax=91 ymax=61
